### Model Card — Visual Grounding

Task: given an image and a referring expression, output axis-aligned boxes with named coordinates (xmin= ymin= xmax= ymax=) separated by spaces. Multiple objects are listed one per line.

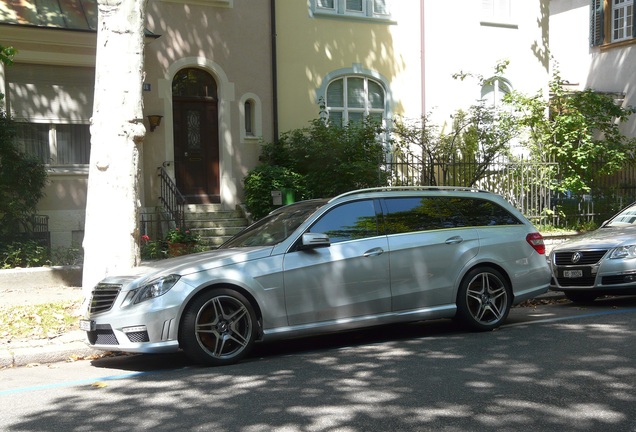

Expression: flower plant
xmin=164 ymin=227 xmax=200 ymax=244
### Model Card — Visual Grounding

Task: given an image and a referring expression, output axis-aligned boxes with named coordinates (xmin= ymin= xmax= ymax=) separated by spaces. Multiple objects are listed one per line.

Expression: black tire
xmin=456 ymin=267 xmax=511 ymax=331
xmin=564 ymin=291 xmax=597 ymax=304
xmin=180 ymin=288 xmax=257 ymax=366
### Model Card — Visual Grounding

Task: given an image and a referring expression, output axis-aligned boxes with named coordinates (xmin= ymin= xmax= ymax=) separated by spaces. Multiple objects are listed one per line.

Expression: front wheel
xmin=180 ymin=288 xmax=257 ymax=366
xmin=456 ymin=267 xmax=511 ymax=331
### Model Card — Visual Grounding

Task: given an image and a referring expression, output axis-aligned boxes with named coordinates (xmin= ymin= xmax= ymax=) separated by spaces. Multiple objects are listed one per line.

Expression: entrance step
xmin=184 ymin=204 xmax=249 ymax=248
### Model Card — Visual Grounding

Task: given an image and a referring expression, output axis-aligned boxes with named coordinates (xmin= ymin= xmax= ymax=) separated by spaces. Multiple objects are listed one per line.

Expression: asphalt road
xmin=2 ymin=296 xmax=636 ymax=432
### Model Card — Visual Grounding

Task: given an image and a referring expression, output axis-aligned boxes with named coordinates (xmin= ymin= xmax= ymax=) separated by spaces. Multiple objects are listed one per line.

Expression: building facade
xmin=1 ymin=0 xmax=550 ymax=250
xmin=551 ymin=0 xmax=636 ymax=138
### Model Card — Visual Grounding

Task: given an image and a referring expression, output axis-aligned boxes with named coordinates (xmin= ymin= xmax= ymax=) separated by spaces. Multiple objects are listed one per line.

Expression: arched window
xmin=481 ymin=77 xmax=512 ymax=107
xmin=172 ymin=68 xmax=217 ymax=99
xmin=244 ymin=99 xmax=254 ymax=136
xmin=325 ymin=76 xmax=386 ymax=126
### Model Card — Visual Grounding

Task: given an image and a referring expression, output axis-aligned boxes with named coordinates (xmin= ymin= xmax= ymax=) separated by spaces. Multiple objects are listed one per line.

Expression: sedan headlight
xmin=134 ymin=274 xmax=181 ymax=304
xmin=609 ymin=245 xmax=636 ymax=259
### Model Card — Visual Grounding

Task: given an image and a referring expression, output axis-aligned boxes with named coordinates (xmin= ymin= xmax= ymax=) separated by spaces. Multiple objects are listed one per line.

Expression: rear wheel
xmin=564 ymin=291 xmax=597 ymax=304
xmin=456 ymin=267 xmax=511 ymax=331
xmin=180 ymin=288 xmax=257 ymax=366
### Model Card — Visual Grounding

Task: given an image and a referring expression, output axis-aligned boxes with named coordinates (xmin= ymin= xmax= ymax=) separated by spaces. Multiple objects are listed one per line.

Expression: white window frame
xmin=311 ymin=0 xmax=392 ymax=21
xmin=325 ymin=75 xmax=386 ymax=126
xmin=239 ymin=93 xmax=262 ymax=142
xmin=14 ymin=121 xmax=91 ymax=170
xmin=612 ymin=0 xmax=634 ymax=42
xmin=480 ymin=0 xmax=518 ymax=28
xmin=480 ymin=77 xmax=512 ymax=107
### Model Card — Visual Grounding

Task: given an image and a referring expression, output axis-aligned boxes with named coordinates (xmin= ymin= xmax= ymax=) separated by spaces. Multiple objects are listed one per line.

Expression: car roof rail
xmin=328 ymin=186 xmax=491 ymax=202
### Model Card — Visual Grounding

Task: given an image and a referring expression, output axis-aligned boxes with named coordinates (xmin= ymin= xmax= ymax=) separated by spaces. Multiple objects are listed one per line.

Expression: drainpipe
xmin=270 ymin=0 xmax=279 ymax=143
xmin=420 ymin=0 xmax=426 ymax=117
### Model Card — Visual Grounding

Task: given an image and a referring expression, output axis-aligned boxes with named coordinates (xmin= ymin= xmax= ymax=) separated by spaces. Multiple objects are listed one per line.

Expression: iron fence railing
xmin=382 ymin=152 xmax=636 ymax=227
xmin=157 ymin=165 xmax=185 ymax=230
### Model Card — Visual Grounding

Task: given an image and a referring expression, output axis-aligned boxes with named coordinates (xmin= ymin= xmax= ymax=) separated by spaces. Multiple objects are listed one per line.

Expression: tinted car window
xmin=383 ymin=197 xmax=467 ymax=234
xmin=447 ymin=198 xmax=521 ymax=226
xmin=309 ymin=200 xmax=378 ymax=243
xmin=222 ymin=200 xmax=325 ymax=248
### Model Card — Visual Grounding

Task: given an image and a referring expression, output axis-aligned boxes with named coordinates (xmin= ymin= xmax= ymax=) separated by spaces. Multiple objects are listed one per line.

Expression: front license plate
xmin=563 ymin=270 xmax=583 ymax=278
xmin=79 ymin=319 xmax=96 ymax=331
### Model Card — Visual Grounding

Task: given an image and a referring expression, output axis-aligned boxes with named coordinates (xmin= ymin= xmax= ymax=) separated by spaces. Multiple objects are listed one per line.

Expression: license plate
xmin=79 ymin=319 xmax=96 ymax=331
xmin=563 ymin=270 xmax=583 ymax=278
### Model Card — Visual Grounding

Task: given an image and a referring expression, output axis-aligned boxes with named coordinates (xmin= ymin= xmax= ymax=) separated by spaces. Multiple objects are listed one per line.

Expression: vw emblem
xmin=571 ymin=252 xmax=582 ymax=264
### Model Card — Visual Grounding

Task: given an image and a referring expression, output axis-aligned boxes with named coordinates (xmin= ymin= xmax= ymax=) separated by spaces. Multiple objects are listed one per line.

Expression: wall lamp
xmin=147 ymin=115 xmax=163 ymax=132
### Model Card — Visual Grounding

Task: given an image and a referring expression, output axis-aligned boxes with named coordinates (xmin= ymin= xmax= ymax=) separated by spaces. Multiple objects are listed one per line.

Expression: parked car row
xmin=549 ymin=201 xmax=636 ymax=303
xmin=81 ymin=187 xmax=552 ymax=366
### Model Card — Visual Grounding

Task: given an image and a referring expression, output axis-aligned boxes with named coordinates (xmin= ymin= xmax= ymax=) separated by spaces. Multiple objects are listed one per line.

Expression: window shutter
xmin=590 ymin=0 xmax=604 ymax=46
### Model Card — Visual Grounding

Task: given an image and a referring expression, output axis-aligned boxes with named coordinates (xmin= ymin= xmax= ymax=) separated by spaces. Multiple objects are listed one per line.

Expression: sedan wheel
xmin=180 ymin=288 xmax=257 ymax=366
xmin=456 ymin=267 xmax=511 ymax=331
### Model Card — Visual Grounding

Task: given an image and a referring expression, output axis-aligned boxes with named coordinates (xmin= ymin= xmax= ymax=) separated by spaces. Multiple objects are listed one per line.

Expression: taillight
xmin=526 ymin=232 xmax=545 ymax=255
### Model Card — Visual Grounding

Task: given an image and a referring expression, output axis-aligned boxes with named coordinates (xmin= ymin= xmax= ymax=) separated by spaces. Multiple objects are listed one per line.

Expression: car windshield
xmin=220 ymin=200 xmax=327 ymax=248
xmin=605 ymin=203 xmax=636 ymax=227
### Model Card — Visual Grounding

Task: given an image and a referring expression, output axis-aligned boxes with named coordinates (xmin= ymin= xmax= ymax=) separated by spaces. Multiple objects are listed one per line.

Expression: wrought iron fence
xmin=382 ymin=152 xmax=636 ymax=228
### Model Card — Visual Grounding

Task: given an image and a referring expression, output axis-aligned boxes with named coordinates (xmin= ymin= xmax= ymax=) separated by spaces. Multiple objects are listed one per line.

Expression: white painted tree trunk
xmin=82 ymin=0 xmax=147 ymax=296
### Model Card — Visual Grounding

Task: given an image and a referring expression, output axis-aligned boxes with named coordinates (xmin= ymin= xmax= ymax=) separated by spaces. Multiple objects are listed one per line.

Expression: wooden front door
xmin=173 ymin=99 xmax=220 ymax=203
xmin=172 ymin=68 xmax=220 ymax=204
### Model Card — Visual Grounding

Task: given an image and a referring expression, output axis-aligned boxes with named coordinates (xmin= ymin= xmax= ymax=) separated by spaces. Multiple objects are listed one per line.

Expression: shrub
xmin=0 ymin=109 xmax=47 ymax=240
xmin=0 ymin=240 xmax=50 ymax=269
xmin=245 ymin=118 xmax=388 ymax=219
xmin=244 ymin=165 xmax=307 ymax=219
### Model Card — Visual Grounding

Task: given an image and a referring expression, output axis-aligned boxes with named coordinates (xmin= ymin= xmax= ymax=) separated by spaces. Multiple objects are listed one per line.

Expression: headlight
xmin=135 ymin=274 xmax=181 ymax=304
xmin=609 ymin=245 xmax=636 ymax=259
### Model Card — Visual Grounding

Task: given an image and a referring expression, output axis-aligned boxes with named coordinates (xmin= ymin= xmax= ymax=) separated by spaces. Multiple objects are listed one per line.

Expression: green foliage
xmin=0 ymin=240 xmax=50 ymax=269
xmin=0 ymin=107 xmax=48 ymax=241
xmin=244 ymin=165 xmax=307 ymax=220
xmin=0 ymin=45 xmax=17 ymax=67
xmin=246 ymin=118 xmax=387 ymax=218
xmin=392 ymin=104 xmax=517 ymax=186
xmin=141 ymin=238 xmax=166 ymax=260
xmin=505 ymin=65 xmax=636 ymax=194
xmin=50 ymin=243 xmax=84 ymax=266
xmin=164 ymin=227 xmax=199 ymax=244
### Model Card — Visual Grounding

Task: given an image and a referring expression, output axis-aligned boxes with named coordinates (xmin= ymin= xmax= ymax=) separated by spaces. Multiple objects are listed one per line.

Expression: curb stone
xmin=0 ymin=331 xmax=101 ymax=369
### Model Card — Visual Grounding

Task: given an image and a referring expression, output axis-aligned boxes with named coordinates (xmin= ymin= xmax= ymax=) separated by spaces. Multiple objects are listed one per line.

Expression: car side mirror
xmin=299 ymin=232 xmax=330 ymax=250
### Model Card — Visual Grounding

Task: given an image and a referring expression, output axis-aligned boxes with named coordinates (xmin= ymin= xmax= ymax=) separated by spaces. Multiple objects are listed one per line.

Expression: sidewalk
xmin=0 ymin=282 xmax=102 ymax=368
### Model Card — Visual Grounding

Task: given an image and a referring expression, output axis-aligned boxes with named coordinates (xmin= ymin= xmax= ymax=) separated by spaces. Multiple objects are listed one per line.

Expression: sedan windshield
xmin=220 ymin=200 xmax=327 ymax=248
xmin=605 ymin=203 xmax=636 ymax=227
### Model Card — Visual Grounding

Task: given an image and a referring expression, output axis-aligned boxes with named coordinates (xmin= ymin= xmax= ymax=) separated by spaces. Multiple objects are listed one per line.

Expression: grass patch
xmin=0 ymin=301 xmax=80 ymax=342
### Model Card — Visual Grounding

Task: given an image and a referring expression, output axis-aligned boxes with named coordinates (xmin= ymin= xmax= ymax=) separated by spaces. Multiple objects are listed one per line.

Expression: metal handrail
xmin=157 ymin=166 xmax=185 ymax=229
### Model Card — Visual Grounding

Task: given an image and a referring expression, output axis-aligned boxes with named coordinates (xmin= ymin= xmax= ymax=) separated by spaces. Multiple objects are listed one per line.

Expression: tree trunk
xmin=82 ymin=0 xmax=146 ymax=296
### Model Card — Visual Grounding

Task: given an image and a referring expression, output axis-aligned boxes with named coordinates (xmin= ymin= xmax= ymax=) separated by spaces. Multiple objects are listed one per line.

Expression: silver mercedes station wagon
xmin=549 ymin=201 xmax=636 ymax=303
xmin=81 ymin=187 xmax=550 ymax=366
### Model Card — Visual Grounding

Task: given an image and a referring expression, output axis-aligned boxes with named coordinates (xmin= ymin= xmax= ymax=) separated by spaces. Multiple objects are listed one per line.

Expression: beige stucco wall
xmin=142 ymin=0 xmax=274 ymax=208
xmin=274 ymin=0 xmax=423 ymax=133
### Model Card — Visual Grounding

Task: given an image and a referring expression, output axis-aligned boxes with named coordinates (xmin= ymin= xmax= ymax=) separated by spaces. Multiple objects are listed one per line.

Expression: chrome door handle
xmin=363 ymin=247 xmax=384 ymax=257
xmin=445 ymin=236 xmax=463 ymax=244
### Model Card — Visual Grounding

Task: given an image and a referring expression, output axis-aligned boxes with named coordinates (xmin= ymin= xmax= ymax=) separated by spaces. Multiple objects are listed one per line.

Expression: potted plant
xmin=164 ymin=227 xmax=200 ymax=257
